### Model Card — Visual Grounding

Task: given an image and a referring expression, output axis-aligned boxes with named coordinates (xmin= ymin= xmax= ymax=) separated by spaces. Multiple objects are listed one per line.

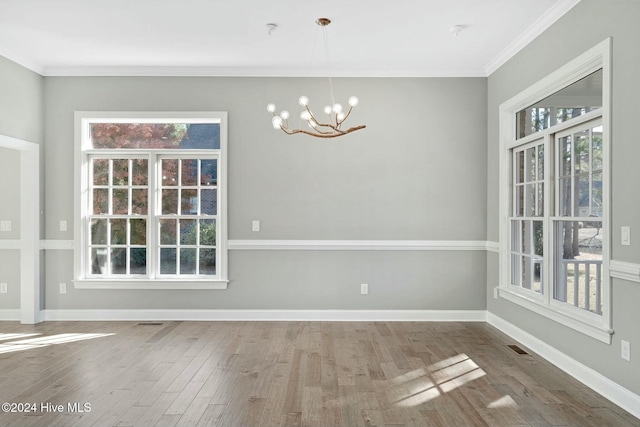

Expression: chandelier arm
xmin=282 ymin=125 xmax=366 ymax=138
xmin=337 ymin=106 xmax=353 ymax=126
xmin=306 ymin=106 xmax=340 ymax=130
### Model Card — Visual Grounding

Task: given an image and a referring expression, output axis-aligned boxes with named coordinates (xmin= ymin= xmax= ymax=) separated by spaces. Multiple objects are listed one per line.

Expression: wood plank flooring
xmin=0 ymin=321 xmax=637 ymax=427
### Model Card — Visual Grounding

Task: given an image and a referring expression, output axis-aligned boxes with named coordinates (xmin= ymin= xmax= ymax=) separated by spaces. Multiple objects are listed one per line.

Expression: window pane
xmin=511 ymin=221 xmax=521 ymax=254
xmin=91 ymin=219 xmax=107 ymax=244
xmin=578 ymin=174 xmax=590 ymax=215
xmin=132 ymin=159 xmax=148 ymax=186
xmin=160 ymin=219 xmax=177 ymax=245
xmin=592 ymin=173 xmax=603 ymax=217
xmin=533 ymin=258 xmax=543 ymax=294
xmin=90 ymin=123 xmax=220 ymax=149
xmin=162 ymin=189 xmax=178 ymax=214
xmin=130 ymin=248 xmax=146 ymax=275
xmin=537 ymin=145 xmax=544 ymax=180
xmin=160 ymin=248 xmax=177 ymax=274
xmin=515 ymin=69 xmax=602 ymax=139
xmin=111 ymin=219 xmax=127 ymax=245
xmin=521 ymin=221 xmax=529 ymax=254
xmin=515 ymin=186 xmax=523 ymax=217
xmin=558 ymin=177 xmax=572 ymax=216
xmin=91 ymin=248 xmax=107 ymax=274
xmin=93 ymin=159 xmax=109 ymax=185
xmin=511 ymin=254 xmax=520 ymax=286
xmin=525 ymin=147 xmax=536 ymax=181
xmin=592 ymin=129 xmax=603 ymax=171
xmin=559 ymin=136 xmax=572 ymax=177
xmin=181 ymin=159 xmax=198 ymax=186
xmin=533 ymin=221 xmax=544 ymax=256
xmin=93 ymin=189 xmax=108 ymax=214
xmin=180 ymin=249 xmax=197 ymax=274
xmin=201 ymin=159 xmax=217 ymax=186
xmin=201 ymin=189 xmax=217 ymax=215
xmin=554 ymin=220 xmax=603 ymax=314
xmin=131 ymin=189 xmax=147 ymax=215
xmin=522 ymin=256 xmax=532 ymax=290
xmin=199 ymin=249 xmax=216 ymax=275
xmin=181 ymin=189 xmax=198 ymax=215
xmin=515 ymin=151 xmax=524 ymax=184
xmin=111 ymin=248 xmax=126 ymax=274
xmin=200 ymin=219 xmax=216 ymax=246
xmin=113 ymin=189 xmax=129 ymax=215
xmin=575 ymin=132 xmax=590 ymax=174
xmin=162 ymin=159 xmax=179 ymax=186
xmin=180 ymin=219 xmax=197 ymax=245
xmin=130 ymin=219 xmax=146 ymax=245
xmin=525 ymin=184 xmax=535 ymax=216
xmin=112 ymin=159 xmax=129 ymax=186
xmin=536 ymin=183 xmax=544 ymax=216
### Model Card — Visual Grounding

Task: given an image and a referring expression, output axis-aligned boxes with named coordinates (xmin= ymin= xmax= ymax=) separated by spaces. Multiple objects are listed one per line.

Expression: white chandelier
xmin=267 ymin=18 xmax=366 ymax=138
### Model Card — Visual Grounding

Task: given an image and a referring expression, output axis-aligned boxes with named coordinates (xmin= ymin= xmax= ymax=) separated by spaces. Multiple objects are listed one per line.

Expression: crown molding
xmin=39 ymin=65 xmax=486 ymax=78
xmin=484 ymin=0 xmax=582 ymax=76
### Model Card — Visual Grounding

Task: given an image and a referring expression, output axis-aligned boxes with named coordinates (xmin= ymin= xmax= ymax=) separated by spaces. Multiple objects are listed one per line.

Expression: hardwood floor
xmin=0 ymin=321 xmax=637 ymax=427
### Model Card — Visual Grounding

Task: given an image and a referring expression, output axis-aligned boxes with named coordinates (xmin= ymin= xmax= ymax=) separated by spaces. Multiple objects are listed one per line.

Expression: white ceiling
xmin=0 ymin=0 xmax=580 ymax=77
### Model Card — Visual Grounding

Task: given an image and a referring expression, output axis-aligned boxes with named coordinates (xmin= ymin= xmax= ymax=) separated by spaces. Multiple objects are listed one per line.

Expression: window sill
xmin=497 ymin=287 xmax=612 ymax=344
xmin=73 ymin=279 xmax=228 ymax=290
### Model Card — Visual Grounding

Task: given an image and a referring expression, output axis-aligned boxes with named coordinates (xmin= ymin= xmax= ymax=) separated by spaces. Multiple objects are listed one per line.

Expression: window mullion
xmin=147 ymin=153 xmax=157 ymax=279
xmin=544 ymin=133 xmax=552 ymax=304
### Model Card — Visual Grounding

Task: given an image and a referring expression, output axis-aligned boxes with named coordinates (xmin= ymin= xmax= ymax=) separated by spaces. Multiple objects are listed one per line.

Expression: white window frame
xmin=73 ymin=111 xmax=228 ymax=289
xmin=497 ymin=39 xmax=612 ymax=343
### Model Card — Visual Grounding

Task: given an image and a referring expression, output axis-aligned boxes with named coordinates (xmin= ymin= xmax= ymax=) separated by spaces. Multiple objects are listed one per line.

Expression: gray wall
xmin=0 ymin=56 xmax=43 ymax=310
xmin=43 ymin=76 xmax=488 ymax=310
xmin=487 ymin=0 xmax=640 ymax=395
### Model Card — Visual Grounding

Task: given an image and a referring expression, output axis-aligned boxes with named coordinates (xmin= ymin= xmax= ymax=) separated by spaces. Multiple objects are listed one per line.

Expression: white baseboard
xmin=0 ymin=309 xmax=20 ymax=321
xmin=42 ymin=309 xmax=487 ymax=322
xmin=487 ymin=312 xmax=640 ymax=420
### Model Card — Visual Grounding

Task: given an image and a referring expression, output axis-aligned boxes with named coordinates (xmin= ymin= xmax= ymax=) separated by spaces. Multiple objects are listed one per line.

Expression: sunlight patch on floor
xmin=0 ymin=333 xmax=115 ymax=355
xmin=392 ymin=353 xmax=486 ymax=407
xmin=0 ymin=333 xmax=41 ymax=342
xmin=487 ymin=395 xmax=518 ymax=409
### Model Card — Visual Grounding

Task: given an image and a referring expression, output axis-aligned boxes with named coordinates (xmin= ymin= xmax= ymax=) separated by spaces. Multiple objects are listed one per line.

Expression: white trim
xmin=41 ymin=309 xmax=487 ymax=322
xmin=485 ymin=241 xmax=500 ymax=253
xmin=73 ymin=280 xmax=228 ymax=290
xmin=35 ymin=239 xmax=508 ymax=253
xmin=0 ymin=240 xmax=21 ymax=250
xmin=610 ymin=260 xmax=640 ymax=283
xmin=0 ymin=134 xmax=42 ymax=325
xmin=497 ymin=288 xmax=612 ymax=343
xmin=228 ymin=240 xmax=493 ymax=251
xmin=487 ymin=313 xmax=640 ymax=420
xmin=484 ymin=0 xmax=582 ymax=75
xmin=0 ymin=309 xmax=21 ymax=321
xmin=74 ymin=111 xmax=228 ymax=284
xmin=39 ymin=239 xmax=74 ymax=250
xmin=0 ymin=46 xmax=45 ymax=76
xmin=498 ymin=38 xmax=612 ymax=341
xmin=40 ymin=65 xmax=487 ymax=78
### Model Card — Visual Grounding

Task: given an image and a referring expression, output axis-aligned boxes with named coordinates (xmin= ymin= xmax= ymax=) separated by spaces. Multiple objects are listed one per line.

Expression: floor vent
xmin=508 ymin=344 xmax=528 ymax=355
xmin=137 ymin=322 xmax=164 ymax=326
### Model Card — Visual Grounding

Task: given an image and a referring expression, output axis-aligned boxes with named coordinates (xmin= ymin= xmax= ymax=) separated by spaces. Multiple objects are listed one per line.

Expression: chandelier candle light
xmin=267 ymin=18 xmax=366 ymax=138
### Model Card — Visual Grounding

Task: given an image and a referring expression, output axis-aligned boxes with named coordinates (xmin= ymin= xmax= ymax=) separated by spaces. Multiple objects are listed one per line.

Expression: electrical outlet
xmin=494 ymin=287 xmax=499 ymax=299
xmin=252 ymin=220 xmax=260 ymax=232
xmin=60 ymin=220 xmax=67 ymax=232
xmin=621 ymin=340 xmax=631 ymax=361
xmin=360 ymin=283 xmax=368 ymax=295
xmin=59 ymin=283 xmax=67 ymax=294
xmin=0 ymin=283 xmax=7 ymax=294
xmin=0 ymin=220 xmax=11 ymax=232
